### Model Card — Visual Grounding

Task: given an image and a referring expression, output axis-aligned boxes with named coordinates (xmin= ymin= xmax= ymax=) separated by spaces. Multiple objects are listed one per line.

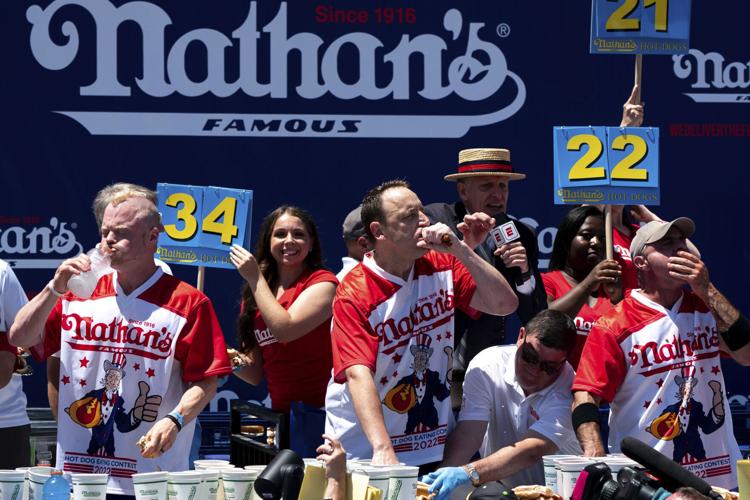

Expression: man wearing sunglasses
xmin=423 ymin=310 xmax=582 ymax=498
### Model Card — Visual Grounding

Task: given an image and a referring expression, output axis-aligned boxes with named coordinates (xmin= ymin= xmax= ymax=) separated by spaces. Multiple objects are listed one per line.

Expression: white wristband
xmin=47 ymin=280 xmax=65 ymax=297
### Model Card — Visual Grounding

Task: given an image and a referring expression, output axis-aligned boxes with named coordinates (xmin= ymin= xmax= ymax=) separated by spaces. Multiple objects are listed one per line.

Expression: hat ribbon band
xmin=457 ymin=162 xmax=513 ymax=174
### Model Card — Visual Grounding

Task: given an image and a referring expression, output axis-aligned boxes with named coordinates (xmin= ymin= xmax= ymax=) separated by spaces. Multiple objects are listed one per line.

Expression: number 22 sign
xmin=156 ymin=183 xmax=253 ymax=269
xmin=552 ymin=126 xmax=660 ymax=205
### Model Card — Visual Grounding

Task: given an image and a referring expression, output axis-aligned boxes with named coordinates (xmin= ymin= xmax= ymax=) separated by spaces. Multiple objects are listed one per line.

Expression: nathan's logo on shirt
xmin=627 ymin=329 xmax=720 ymax=372
xmin=614 ymin=244 xmax=632 ymax=261
xmin=63 ymin=313 xmax=175 ymax=360
xmin=254 ymin=327 xmax=275 ymax=347
xmin=374 ymin=289 xmax=455 ymax=349
xmin=574 ymin=316 xmax=595 ymax=336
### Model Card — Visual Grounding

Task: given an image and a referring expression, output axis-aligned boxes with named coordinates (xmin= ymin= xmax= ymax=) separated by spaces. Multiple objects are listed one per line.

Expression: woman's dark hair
xmin=548 ymin=206 xmax=604 ymax=271
xmin=236 ymin=206 xmax=324 ymax=353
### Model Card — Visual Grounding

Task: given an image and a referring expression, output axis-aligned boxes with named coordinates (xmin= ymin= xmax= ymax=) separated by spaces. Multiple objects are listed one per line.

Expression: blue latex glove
xmin=421 ymin=466 xmax=470 ymax=500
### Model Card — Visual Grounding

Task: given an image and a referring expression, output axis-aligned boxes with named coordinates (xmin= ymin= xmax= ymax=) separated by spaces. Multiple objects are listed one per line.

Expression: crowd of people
xmin=0 ymin=88 xmax=749 ymax=500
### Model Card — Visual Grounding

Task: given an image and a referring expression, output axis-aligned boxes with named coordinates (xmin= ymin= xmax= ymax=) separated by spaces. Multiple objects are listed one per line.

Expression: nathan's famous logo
xmin=673 ymin=48 xmax=750 ymax=103
xmin=627 ymin=329 xmax=720 ymax=370
xmin=0 ymin=216 xmax=84 ymax=268
xmin=62 ymin=313 xmax=175 ymax=360
xmin=374 ymin=289 xmax=455 ymax=349
xmin=26 ymin=1 xmax=526 ymax=138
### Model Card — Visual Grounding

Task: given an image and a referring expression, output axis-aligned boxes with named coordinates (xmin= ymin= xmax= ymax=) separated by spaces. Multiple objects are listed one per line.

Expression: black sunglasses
xmin=519 ymin=337 xmax=565 ymax=376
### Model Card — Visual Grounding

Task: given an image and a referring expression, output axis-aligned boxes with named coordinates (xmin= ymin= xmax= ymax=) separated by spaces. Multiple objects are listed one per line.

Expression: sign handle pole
xmin=605 ymin=204 xmax=614 ymax=261
xmin=634 ymin=54 xmax=643 ymax=102
xmin=197 ymin=266 xmax=206 ymax=292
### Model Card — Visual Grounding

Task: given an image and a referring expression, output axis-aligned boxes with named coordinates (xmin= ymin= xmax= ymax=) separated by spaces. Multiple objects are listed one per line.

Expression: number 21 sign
xmin=156 ymin=183 xmax=253 ymax=269
xmin=552 ymin=126 xmax=660 ymax=205
xmin=590 ymin=0 xmax=691 ymax=54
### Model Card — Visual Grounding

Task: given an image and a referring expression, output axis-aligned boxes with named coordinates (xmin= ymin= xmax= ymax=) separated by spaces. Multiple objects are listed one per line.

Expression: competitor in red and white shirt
xmin=10 ymin=191 xmax=231 ymax=496
xmin=325 ymin=180 xmax=518 ymax=470
xmin=572 ymin=217 xmax=750 ymax=490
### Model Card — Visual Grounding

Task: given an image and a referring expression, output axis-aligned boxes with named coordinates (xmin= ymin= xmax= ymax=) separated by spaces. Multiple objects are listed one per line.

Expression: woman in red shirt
xmin=542 ymin=206 xmax=622 ymax=369
xmin=229 ymin=206 xmax=337 ymax=413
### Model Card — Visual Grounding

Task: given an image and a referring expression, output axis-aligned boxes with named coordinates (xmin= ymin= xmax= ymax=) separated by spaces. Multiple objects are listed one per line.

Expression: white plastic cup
xmin=0 ymin=470 xmax=27 ymax=500
xmin=199 ymin=470 xmax=220 ymax=500
xmin=70 ymin=473 xmax=108 ymax=500
xmin=557 ymin=459 xmax=592 ymax=500
xmin=193 ymin=460 xmax=230 ymax=470
xmin=66 ymin=248 xmax=112 ymax=298
xmin=221 ymin=469 xmax=258 ymax=500
xmin=132 ymin=471 xmax=168 ymax=500
xmin=385 ymin=465 xmax=418 ymax=500
xmin=27 ymin=467 xmax=53 ymax=500
xmin=14 ymin=467 xmax=31 ymax=500
xmin=167 ymin=472 xmax=201 ymax=500
xmin=352 ymin=466 xmax=391 ymax=498
xmin=542 ymin=455 xmax=577 ymax=494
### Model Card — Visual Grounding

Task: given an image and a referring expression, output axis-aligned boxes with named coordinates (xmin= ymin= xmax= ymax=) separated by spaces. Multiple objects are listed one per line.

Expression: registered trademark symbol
xmin=496 ymin=23 xmax=510 ymax=38
xmin=72 ymin=223 xmax=78 ymax=229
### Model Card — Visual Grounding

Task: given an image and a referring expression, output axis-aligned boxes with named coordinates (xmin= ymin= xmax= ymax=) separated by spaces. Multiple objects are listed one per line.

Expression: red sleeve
xmin=330 ymin=298 xmax=379 ymax=384
xmin=30 ymin=298 xmax=63 ymax=361
xmin=175 ymin=297 xmax=232 ymax=382
xmin=305 ymin=269 xmax=339 ymax=287
xmin=451 ymin=256 xmax=479 ymax=318
xmin=571 ymin=322 xmax=627 ymax=403
xmin=542 ymin=272 xmax=560 ymax=299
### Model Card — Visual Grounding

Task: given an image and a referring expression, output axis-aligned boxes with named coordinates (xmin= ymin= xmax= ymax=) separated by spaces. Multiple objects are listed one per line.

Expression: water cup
xmin=66 ymin=247 xmax=112 ymax=298
xmin=167 ymin=472 xmax=201 ymax=500
xmin=557 ymin=459 xmax=592 ymax=500
xmin=132 ymin=471 xmax=168 ymax=500
xmin=199 ymin=470 xmax=220 ymax=500
xmin=220 ymin=469 xmax=258 ymax=500
xmin=14 ymin=467 xmax=31 ymax=500
xmin=70 ymin=473 xmax=108 ymax=500
xmin=193 ymin=460 xmax=230 ymax=470
xmin=386 ymin=465 xmax=418 ymax=500
xmin=27 ymin=467 xmax=53 ymax=500
xmin=0 ymin=470 xmax=26 ymax=500
xmin=353 ymin=466 xmax=391 ymax=498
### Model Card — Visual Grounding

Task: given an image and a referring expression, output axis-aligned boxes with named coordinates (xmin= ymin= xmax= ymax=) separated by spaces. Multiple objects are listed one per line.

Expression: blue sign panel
xmin=591 ymin=0 xmax=691 ymax=54
xmin=157 ymin=184 xmax=253 ymax=269
xmin=553 ymin=127 xmax=660 ymax=205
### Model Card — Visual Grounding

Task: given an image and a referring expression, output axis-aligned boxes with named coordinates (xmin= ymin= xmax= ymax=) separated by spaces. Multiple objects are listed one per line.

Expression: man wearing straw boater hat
xmin=425 ymin=148 xmax=547 ymax=406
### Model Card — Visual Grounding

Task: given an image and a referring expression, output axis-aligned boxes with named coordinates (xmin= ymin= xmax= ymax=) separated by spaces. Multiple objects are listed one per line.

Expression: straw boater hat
xmin=444 ymin=148 xmax=526 ymax=182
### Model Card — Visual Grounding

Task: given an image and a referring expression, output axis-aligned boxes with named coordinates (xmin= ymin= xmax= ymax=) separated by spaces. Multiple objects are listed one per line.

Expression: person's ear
xmin=633 ymin=254 xmax=647 ymax=271
xmin=457 ymin=181 xmax=469 ymax=204
xmin=370 ymin=221 xmax=384 ymax=240
xmin=516 ymin=327 xmax=526 ymax=347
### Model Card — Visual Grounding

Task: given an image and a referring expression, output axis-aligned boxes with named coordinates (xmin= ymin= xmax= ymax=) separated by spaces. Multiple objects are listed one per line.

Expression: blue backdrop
xmin=2 ymin=0 xmax=748 ymax=408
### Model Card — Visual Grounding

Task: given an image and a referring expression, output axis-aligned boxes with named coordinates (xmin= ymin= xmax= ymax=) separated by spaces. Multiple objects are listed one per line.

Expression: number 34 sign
xmin=156 ymin=183 xmax=253 ymax=269
xmin=552 ymin=126 xmax=660 ymax=205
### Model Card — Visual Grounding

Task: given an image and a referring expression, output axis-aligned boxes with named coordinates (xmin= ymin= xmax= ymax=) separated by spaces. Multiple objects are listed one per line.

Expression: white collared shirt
xmin=459 ymin=345 xmax=581 ymax=488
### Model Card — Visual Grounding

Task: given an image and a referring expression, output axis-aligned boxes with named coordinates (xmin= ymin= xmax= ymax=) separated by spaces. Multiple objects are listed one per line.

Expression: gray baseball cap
xmin=629 ymin=217 xmax=696 ymax=258
xmin=342 ymin=206 xmax=365 ymax=240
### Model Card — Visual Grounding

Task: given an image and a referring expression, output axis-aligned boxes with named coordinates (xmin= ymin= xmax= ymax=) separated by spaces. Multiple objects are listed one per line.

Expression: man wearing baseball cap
xmin=571 ymin=217 xmax=750 ymax=490
xmin=425 ymin=148 xmax=547 ymax=407
xmin=335 ymin=206 xmax=373 ymax=282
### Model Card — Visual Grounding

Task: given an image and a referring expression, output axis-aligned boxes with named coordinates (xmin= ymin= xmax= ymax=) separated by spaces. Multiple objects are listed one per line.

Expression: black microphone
xmin=620 ymin=437 xmax=722 ymax=498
